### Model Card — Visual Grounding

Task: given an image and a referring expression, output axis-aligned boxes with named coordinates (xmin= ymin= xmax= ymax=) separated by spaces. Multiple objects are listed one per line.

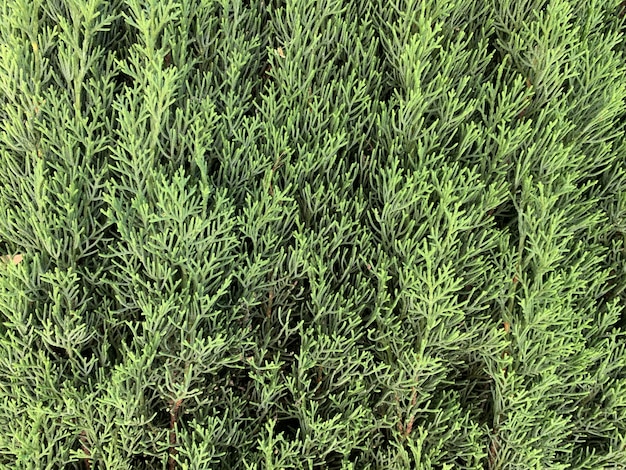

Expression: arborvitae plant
xmin=1 ymin=0 xmax=625 ymax=468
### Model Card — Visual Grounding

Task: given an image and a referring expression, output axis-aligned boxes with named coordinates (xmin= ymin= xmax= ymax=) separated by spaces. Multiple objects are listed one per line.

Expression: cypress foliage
xmin=0 ymin=0 xmax=625 ymax=468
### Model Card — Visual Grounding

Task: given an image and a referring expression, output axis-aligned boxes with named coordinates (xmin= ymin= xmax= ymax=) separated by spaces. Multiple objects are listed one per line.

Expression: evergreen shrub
xmin=1 ymin=0 xmax=626 ymax=468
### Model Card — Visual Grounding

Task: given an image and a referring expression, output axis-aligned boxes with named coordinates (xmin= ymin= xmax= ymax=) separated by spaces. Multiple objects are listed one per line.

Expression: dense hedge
xmin=1 ymin=0 xmax=626 ymax=468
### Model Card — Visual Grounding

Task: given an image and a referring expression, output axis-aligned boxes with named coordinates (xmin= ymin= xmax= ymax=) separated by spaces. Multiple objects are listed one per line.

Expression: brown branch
xmin=403 ymin=415 xmax=414 ymax=437
xmin=488 ymin=435 xmax=499 ymax=469
xmin=168 ymin=399 xmax=183 ymax=470
xmin=79 ymin=430 xmax=91 ymax=470
xmin=265 ymin=287 xmax=274 ymax=318
xmin=402 ymin=387 xmax=418 ymax=437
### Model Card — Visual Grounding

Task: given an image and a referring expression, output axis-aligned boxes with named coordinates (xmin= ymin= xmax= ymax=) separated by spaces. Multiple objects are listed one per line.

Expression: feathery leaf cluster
xmin=1 ymin=0 xmax=626 ymax=468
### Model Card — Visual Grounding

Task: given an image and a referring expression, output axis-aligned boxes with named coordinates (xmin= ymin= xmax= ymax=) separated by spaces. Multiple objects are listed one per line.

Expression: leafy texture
xmin=0 ymin=0 xmax=625 ymax=468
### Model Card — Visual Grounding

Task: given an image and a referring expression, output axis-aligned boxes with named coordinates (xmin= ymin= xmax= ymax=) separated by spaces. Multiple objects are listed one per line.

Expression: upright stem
xmin=168 ymin=399 xmax=183 ymax=470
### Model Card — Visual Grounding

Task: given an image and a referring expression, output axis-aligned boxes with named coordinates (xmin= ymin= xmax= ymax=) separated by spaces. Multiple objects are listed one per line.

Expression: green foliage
xmin=1 ymin=0 xmax=626 ymax=468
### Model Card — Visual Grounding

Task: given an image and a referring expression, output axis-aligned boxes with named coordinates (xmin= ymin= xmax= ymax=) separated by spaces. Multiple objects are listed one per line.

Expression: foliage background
xmin=0 ymin=0 xmax=626 ymax=468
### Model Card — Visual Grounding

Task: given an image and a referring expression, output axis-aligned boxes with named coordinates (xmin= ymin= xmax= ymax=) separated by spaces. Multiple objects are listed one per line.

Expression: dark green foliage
xmin=1 ymin=0 xmax=626 ymax=468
